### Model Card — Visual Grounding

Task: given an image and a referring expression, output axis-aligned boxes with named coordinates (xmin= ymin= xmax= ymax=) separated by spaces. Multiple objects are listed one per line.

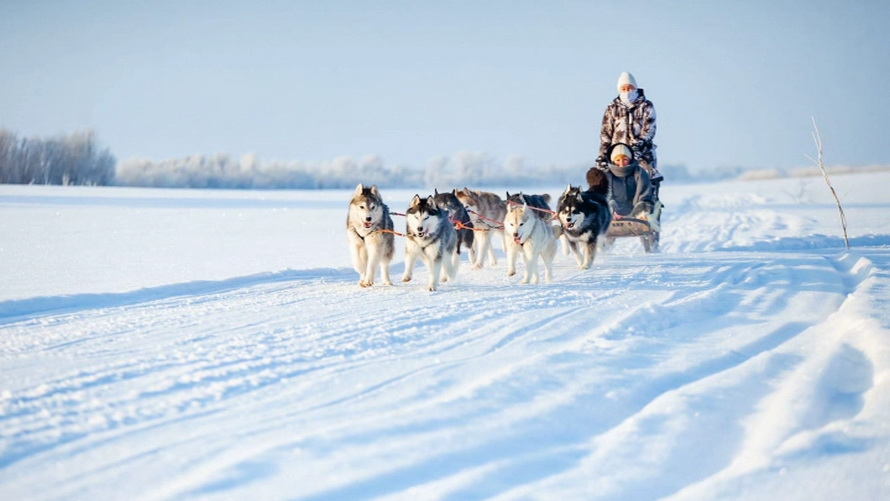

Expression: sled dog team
xmin=347 ymin=181 xmax=615 ymax=291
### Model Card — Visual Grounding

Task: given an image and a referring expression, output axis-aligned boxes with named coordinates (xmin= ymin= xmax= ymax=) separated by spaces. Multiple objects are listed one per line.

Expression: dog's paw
xmin=359 ymin=280 xmax=372 ymax=287
xmin=401 ymin=275 xmax=412 ymax=283
xmin=507 ymin=268 xmax=516 ymax=277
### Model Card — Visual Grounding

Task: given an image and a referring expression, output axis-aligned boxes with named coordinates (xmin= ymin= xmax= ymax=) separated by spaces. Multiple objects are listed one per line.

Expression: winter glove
xmin=596 ymin=155 xmax=608 ymax=169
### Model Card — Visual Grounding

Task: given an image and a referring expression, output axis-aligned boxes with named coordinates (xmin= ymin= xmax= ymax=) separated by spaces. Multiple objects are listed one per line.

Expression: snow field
xmin=1 ymin=173 xmax=889 ymax=500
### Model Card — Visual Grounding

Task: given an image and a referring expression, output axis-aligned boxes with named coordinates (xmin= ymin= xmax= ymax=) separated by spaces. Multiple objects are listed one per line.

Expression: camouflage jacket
xmin=599 ymin=89 xmax=657 ymax=167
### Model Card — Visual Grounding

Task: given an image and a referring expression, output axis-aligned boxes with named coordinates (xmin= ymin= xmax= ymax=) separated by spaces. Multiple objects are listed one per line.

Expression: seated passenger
xmin=604 ymin=144 xmax=655 ymax=219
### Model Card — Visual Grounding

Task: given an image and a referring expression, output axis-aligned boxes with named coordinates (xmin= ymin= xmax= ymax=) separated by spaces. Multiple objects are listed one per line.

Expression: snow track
xmin=1 ymin=176 xmax=889 ymax=500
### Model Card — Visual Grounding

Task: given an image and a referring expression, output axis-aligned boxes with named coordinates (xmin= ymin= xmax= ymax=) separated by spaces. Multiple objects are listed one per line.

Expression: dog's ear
xmin=576 ymin=192 xmax=584 ymax=203
xmin=426 ymin=195 xmax=438 ymax=210
xmin=434 ymin=188 xmax=439 ymax=196
xmin=563 ymin=184 xmax=572 ymax=195
xmin=410 ymin=194 xmax=422 ymax=207
xmin=452 ymin=188 xmax=458 ymax=196
xmin=355 ymin=183 xmax=365 ymax=197
xmin=369 ymin=185 xmax=380 ymax=197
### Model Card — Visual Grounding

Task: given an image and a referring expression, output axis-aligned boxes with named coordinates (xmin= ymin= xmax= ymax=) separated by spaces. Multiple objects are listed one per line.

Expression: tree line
xmin=3 ymin=128 xmax=723 ymax=189
xmin=0 ymin=129 xmax=116 ymax=186
xmin=114 ymin=152 xmax=602 ymax=190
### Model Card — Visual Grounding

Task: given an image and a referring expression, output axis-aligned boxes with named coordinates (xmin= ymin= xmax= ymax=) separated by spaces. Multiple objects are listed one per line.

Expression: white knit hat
xmin=610 ymin=144 xmax=632 ymax=163
xmin=617 ymin=71 xmax=637 ymax=91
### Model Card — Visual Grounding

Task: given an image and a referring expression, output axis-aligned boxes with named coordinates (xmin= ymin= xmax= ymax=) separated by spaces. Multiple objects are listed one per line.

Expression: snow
xmin=1 ymin=173 xmax=889 ymax=500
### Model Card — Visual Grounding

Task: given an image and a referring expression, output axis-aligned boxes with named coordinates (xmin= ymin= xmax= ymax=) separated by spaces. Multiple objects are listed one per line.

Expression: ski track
xmin=2 ymin=180 xmax=889 ymax=500
xmin=1 ymin=254 xmax=870 ymax=499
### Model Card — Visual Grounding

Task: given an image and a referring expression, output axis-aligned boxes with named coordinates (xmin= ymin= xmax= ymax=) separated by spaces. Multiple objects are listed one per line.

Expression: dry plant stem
xmin=806 ymin=117 xmax=850 ymax=250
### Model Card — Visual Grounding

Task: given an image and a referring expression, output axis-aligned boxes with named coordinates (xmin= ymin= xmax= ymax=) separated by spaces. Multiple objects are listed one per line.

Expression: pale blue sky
xmin=2 ymin=0 xmax=888 ymax=173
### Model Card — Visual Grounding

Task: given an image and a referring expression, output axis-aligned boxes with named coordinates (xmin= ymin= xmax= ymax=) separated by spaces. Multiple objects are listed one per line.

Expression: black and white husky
xmin=346 ymin=183 xmax=395 ymax=287
xmin=557 ymin=185 xmax=612 ymax=270
xmin=403 ymin=195 xmax=459 ymax=291
xmin=503 ymin=202 xmax=561 ymax=285
xmin=433 ymin=189 xmax=475 ymax=270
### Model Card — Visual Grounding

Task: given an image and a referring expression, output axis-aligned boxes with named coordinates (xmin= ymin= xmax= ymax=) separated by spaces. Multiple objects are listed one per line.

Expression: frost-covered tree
xmin=0 ymin=129 xmax=115 ymax=185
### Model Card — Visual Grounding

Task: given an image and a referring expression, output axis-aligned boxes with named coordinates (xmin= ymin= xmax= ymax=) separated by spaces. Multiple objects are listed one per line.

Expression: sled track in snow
xmin=1 ymin=243 xmax=887 ymax=499
xmin=0 ymin=269 xmax=352 ymax=327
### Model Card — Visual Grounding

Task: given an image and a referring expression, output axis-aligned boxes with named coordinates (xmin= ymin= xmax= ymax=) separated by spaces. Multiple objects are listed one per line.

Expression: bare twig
xmin=805 ymin=117 xmax=849 ymax=249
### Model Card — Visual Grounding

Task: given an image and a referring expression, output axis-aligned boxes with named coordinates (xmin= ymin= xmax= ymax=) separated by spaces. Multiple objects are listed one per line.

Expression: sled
xmin=605 ymin=201 xmax=662 ymax=253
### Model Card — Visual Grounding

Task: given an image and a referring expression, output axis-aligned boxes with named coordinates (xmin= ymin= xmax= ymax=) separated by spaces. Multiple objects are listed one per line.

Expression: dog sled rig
xmin=387 ymin=195 xmax=662 ymax=253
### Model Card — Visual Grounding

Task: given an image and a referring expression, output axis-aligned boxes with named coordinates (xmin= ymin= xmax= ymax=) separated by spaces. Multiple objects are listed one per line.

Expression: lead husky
xmin=503 ymin=203 xmax=561 ymax=284
xmin=557 ymin=185 xmax=612 ymax=270
xmin=455 ymin=188 xmax=506 ymax=269
xmin=402 ymin=195 xmax=458 ymax=291
xmin=346 ymin=183 xmax=395 ymax=287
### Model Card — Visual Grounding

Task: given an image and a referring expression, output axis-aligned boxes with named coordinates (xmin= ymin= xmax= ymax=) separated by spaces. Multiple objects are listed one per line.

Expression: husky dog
xmin=503 ymin=203 xmax=561 ymax=285
xmin=433 ymin=189 xmax=475 ymax=270
xmin=506 ymin=191 xmax=565 ymax=254
xmin=346 ymin=183 xmax=395 ymax=287
xmin=455 ymin=188 xmax=506 ymax=269
xmin=557 ymin=185 xmax=612 ymax=270
xmin=403 ymin=195 xmax=459 ymax=291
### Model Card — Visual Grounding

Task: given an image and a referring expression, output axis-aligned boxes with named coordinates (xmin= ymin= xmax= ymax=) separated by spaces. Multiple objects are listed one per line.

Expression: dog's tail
xmin=586 ymin=167 xmax=610 ymax=196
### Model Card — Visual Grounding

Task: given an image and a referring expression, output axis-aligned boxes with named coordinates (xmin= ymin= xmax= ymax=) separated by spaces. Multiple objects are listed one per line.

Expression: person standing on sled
xmin=597 ymin=71 xmax=662 ymax=196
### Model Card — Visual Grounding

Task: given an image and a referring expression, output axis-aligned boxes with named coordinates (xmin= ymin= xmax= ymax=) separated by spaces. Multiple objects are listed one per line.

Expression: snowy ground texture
xmin=2 ymin=173 xmax=890 ymax=500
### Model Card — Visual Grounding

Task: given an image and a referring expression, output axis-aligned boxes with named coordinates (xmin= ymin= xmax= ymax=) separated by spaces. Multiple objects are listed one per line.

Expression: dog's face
xmin=350 ymin=184 xmax=385 ymax=229
xmin=558 ymin=186 xmax=584 ymax=230
xmin=433 ymin=190 xmax=463 ymax=215
xmin=503 ymin=205 xmax=533 ymax=245
xmin=406 ymin=195 xmax=443 ymax=238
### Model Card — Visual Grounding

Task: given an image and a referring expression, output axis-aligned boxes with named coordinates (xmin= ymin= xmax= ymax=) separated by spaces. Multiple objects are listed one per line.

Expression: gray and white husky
xmin=402 ymin=195 xmax=459 ymax=291
xmin=503 ymin=202 xmax=561 ymax=285
xmin=557 ymin=185 xmax=612 ymax=270
xmin=346 ymin=183 xmax=395 ymax=287
xmin=455 ymin=188 xmax=506 ymax=269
